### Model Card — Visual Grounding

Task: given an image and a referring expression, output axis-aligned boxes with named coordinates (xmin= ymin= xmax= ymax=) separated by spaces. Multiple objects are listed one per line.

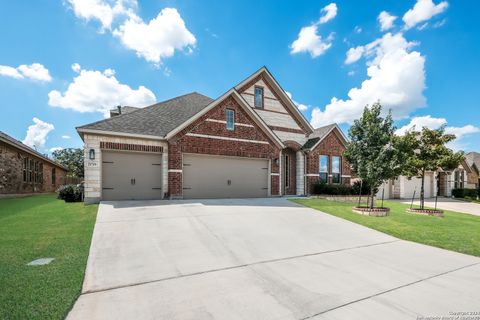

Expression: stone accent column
xmin=296 ymin=151 xmax=305 ymax=195
xmin=162 ymin=145 xmax=168 ymax=199
xmin=83 ymin=134 xmax=102 ymax=204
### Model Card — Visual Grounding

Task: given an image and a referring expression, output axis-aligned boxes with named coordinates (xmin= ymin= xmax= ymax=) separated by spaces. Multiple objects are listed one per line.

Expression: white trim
xmin=206 ymin=118 xmax=254 ymax=128
xmin=185 ymin=133 xmax=270 ymax=145
xmin=77 ymin=128 xmax=166 ymax=141
xmin=270 ymin=173 xmax=280 ymax=176
xmin=305 ymin=174 xmax=319 ymax=177
xmin=168 ymin=169 xmax=182 ymax=173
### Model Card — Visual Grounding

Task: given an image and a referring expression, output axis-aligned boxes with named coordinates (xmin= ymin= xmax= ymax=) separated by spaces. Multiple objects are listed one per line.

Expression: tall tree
xmin=399 ymin=126 xmax=464 ymax=209
xmin=52 ymin=148 xmax=84 ymax=178
xmin=344 ymin=103 xmax=401 ymax=208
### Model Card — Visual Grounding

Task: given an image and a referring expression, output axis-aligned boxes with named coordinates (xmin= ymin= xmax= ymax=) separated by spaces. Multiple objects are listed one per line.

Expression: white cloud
xmin=23 ymin=118 xmax=55 ymax=149
xmin=50 ymin=147 xmax=64 ymax=153
xmin=61 ymin=135 xmax=71 ymax=139
xmin=48 ymin=65 xmax=156 ymax=116
xmin=395 ymin=115 xmax=480 ymax=150
xmin=318 ymin=3 xmax=337 ymax=24
xmin=433 ymin=18 xmax=446 ymax=28
xmin=290 ymin=27 xmax=334 ymax=58
xmin=395 ymin=115 xmax=446 ymax=135
xmin=113 ymin=8 xmax=196 ymax=64
xmin=345 ymin=46 xmax=365 ymax=64
xmin=311 ymin=33 xmax=426 ymax=127
xmin=0 ymin=63 xmax=52 ymax=82
xmin=403 ymin=0 xmax=448 ymax=30
xmin=286 ymin=91 xmax=309 ymax=112
xmin=71 ymin=63 xmax=81 ymax=73
xmin=66 ymin=0 xmax=136 ymax=31
xmin=378 ymin=11 xmax=397 ymax=31
xmin=290 ymin=3 xmax=337 ymax=58
xmin=347 ymin=70 xmax=355 ymax=76
xmin=354 ymin=26 xmax=362 ymax=33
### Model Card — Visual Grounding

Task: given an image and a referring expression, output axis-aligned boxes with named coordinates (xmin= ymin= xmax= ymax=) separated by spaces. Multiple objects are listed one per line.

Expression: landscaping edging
xmin=352 ymin=206 xmax=390 ymax=217
xmin=313 ymin=195 xmax=372 ymax=202
xmin=407 ymin=208 xmax=444 ymax=217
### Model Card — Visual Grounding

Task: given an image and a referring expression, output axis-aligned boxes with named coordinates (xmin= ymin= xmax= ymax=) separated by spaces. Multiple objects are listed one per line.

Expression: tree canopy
xmin=52 ymin=148 xmax=84 ymax=178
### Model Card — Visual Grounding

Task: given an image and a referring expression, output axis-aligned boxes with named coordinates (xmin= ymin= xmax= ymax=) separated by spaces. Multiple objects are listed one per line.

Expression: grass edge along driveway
xmin=0 ymin=194 xmax=98 ymax=320
xmin=292 ymin=198 xmax=480 ymax=257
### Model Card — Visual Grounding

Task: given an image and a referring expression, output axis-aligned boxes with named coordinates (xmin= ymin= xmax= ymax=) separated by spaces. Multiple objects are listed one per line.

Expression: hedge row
xmin=312 ymin=181 xmax=372 ymax=195
xmin=451 ymin=188 xmax=479 ymax=199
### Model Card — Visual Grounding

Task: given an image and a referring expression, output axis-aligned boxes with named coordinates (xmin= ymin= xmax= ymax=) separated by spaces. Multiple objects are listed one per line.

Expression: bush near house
xmin=452 ymin=188 xmax=479 ymax=199
xmin=57 ymin=184 xmax=83 ymax=202
xmin=312 ymin=181 xmax=371 ymax=196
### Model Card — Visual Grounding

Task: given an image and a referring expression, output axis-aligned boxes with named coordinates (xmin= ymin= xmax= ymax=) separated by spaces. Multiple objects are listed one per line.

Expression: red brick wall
xmin=305 ymin=130 xmax=351 ymax=194
xmin=168 ymin=95 xmax=281 ymax=198
xmin=0 ymin=141 xmax=67 ymax=194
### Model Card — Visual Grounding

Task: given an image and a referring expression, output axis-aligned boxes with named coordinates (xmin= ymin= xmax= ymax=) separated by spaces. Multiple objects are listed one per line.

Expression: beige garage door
xmin=183 ymin=154 xmax=269 ymax=199
xmin=102 ymin=151 xmax=162 ymax=201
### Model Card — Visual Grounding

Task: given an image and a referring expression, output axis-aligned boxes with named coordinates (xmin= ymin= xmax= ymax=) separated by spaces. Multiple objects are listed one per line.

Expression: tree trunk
xmin=420 ymin=169 xmax=425 ymax=210
xmin=369 ymin=187 xmax=375 ymax=209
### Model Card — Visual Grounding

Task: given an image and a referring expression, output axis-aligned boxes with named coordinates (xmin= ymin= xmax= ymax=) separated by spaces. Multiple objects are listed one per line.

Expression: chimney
xmin=117 ymin=105 xmax=122 ymax=114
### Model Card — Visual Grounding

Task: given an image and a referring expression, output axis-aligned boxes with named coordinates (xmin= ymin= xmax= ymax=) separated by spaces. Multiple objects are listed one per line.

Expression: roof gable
xmin=166 ymin=89 xmax=285 ymax=149
xmin=235 ymin=67 xmax=314 ymax=134
xmin=303 ymin=124 xmax=348 ymax=151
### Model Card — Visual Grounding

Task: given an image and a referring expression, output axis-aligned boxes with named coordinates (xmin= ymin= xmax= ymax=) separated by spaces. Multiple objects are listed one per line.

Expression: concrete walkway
xmin=400 ymin=197 xmax=480 ymax=216
xmin=68 ymin=198 xmax=480 ymax=320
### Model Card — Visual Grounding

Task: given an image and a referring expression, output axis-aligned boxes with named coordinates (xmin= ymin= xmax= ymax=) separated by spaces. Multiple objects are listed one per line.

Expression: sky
xmin=1 ymin=0 xmax=479 ymax=154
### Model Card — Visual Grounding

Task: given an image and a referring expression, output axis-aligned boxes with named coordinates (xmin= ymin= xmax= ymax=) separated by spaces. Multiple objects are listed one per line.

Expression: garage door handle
xmin=131 ymin=178 xmax=136 ymax=185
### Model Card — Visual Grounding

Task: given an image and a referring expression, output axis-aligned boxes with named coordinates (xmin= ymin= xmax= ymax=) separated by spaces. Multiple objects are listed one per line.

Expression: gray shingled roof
xmin=77 ymin=92 xmax=214 ymax=138
xmin=109 ymin=106 xmax=140 ymax=117
xmin=302 ymin=124 xmax=337 ymax=150
xmin=0 ymin=131 xmax=67 ymax=170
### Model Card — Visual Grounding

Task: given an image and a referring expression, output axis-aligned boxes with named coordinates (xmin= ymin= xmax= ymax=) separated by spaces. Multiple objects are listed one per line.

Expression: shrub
xmin=312 ymin=183 xmax=354 ymax=195
xmin=57 ymin=184 xmax=83 ymax=202
xmin=351 ymin=181 xmax=372 ymax=196
xmin=451 ymin=188 xmax=478 ymax=199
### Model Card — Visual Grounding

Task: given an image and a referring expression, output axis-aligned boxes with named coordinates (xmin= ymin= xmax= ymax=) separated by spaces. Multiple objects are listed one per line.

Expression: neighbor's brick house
xmin=0 ymin=131 xmax=67 ymax=196
xmin=77 ymin=67 xmax=351 ymax=203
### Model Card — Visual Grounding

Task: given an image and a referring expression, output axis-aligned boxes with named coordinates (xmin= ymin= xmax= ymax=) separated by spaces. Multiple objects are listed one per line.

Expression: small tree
xmin=52 ymin=148 xmax=84 ymax=178
xmin=344 ymin=103 xmax=400 ymax=209
xmin=399 ymin=126 xmax=464 ymax=209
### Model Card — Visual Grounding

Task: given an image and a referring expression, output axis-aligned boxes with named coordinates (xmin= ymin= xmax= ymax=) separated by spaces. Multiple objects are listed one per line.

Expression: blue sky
xmin=1 ymin=0 xmax=479 ymax=153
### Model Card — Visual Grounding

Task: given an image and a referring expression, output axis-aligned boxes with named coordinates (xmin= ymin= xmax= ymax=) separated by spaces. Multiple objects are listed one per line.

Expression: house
xmin=377 ymin=158 xmax=479 ymax=200
xmin=0 ymin=131 xmax=67 ymax=197
xmin=77 ymin=67 xmax=351 ymax=203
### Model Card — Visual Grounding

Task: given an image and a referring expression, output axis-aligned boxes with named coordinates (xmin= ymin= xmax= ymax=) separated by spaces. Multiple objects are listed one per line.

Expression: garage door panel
xmin=102 ymin=151 xmax=162 ymax=201
xmin=183 ymin=154 xmax=268 ymax=199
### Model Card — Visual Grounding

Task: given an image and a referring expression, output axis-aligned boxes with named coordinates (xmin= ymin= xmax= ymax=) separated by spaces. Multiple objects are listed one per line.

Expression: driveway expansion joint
xmin=81 ymin=239 xmax=400 ymax=296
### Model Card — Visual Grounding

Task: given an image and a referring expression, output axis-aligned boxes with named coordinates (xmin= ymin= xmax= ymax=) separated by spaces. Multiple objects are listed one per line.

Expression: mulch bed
xmin=352 ymin=206 xmax=390 ymax=217
xmin=407 ymin=208 xmax=444 ymax=217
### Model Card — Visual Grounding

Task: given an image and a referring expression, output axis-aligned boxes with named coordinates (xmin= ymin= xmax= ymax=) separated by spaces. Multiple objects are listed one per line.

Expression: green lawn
xmin=292 ymin=198 xmax=480 ymax=257
xmin=0 ymin=194 xmax=98 ymax=320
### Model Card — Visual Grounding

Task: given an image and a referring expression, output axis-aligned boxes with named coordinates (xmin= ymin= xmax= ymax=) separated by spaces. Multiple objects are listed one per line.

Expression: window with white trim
xmin=332 ymin=156 xmax=341 ymax=184
xmin=226 ymin=109 xmax=235 ymax=130
xmin=319 ymin=155 xmax=328 ymax=183
xmin=254 ymin=87 xmax=263 ymax=108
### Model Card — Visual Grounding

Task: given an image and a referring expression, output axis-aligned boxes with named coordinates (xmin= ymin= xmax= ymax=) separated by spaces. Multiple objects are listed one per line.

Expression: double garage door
xmin=102 ymin=151 xmax=163 ymax=201
xmin=102 ymin=152 xmax=269 ymax=200
xmin=183 ymin=154 xmax=269 ymax=199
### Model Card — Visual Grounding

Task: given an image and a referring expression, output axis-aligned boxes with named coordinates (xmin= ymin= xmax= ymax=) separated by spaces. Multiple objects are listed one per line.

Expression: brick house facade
xmin=0 ymin=131 xmax=67 ymax=196
xmin=78 ymin=67 xmax=351 ymax=203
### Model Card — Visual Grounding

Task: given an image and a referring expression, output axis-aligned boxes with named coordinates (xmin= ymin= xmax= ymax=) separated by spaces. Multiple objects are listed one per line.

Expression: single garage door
xmin=102 ymin=151 xmax=162 ymax=200
xmin=403 ymin=175 xmax=432 ymax=199
xmin=183 ymin=154 xmax=269 ymax=199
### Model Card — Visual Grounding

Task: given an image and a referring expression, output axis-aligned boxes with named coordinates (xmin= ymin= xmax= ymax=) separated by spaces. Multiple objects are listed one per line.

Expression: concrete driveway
xmin=400 ymin=197 xmax=480 ymax=216
xmin=68 ymin=198 xmax=480 ymax=320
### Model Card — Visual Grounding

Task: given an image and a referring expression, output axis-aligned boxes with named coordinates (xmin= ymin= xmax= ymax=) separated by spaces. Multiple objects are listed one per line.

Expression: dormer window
xmin=254 ymin=86 xmax=264 ymax=108
xmin=226 ymin=109 xmax=235 ymax=130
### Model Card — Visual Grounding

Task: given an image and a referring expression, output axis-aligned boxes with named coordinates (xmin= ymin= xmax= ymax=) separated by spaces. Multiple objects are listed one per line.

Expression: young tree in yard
xmin=344 ymin=103 xmax=402 ymax=209
xmin=399 ymin=127 xmax=464 ymax=210
xmin=52 ymin=148 xmax=84 ymax=178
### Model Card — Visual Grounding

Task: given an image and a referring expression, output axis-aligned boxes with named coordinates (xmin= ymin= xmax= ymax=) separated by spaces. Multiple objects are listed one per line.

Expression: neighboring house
xmin=0 ymin=131 xmax=67 ymax=197
xmin=466 ymin=151 xmax=480 ymax=187
xmin=77 ymin=67 xmax=351 ymax=203
xmin=378 ymin=159 xmax=479 ymax=200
